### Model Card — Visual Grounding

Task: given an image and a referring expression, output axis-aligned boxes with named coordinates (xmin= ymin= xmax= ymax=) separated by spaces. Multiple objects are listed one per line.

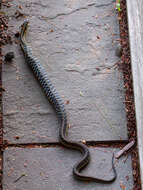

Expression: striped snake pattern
xmin=20 ymin=20 xmax=117 ymax=183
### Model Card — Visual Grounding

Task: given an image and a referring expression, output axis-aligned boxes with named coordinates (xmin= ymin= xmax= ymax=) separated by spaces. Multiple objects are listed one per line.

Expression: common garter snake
xmin=20 ymin=20 xmax=117 ymax=183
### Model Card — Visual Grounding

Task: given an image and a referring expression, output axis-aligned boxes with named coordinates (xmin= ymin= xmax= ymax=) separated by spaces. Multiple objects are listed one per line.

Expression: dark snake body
xmin=20 ymin=20 xmax=117 ymax=183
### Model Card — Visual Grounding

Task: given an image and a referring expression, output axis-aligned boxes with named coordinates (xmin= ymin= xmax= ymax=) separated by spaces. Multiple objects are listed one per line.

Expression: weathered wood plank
xmin=127 ymin=0 xmax=143 ymax=188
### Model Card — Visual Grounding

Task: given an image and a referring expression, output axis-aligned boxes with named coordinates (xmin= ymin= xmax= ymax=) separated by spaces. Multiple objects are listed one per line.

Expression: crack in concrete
xmin=3 ymin=110 xmax=53 ymax=116
xmin=4 ymin=140 xmax=126 ymax=148
xmin=32 ymin=1 xmax=49 ymax=8
xmin=41 ymin=2 xmax=114 ymax=20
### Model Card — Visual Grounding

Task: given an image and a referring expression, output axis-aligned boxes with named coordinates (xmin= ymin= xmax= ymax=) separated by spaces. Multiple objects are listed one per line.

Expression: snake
xmin=20 ymin=20 xmax=117 ymax=183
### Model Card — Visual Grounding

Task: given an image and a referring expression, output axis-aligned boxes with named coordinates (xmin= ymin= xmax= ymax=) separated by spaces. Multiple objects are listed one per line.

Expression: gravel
xmin=118 ymin=1 xmax=141 ymax=189
xmin=0 ymin=11 xmax=9 ymax=190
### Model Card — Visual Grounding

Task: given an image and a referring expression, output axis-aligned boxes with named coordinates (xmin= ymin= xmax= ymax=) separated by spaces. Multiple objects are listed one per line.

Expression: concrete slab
xmin=3 ymin=147 xmax=133 ymax=190
xmin=2 ymin=0 xmax=127 ymax=143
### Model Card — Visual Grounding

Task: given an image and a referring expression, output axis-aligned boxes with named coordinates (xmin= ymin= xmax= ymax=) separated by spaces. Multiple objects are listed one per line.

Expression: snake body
xmin=20 ymin=20 xmax=117 ymax=183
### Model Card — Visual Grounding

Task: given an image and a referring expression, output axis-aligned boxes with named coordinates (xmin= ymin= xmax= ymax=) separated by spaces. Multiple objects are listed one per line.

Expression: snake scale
xmin=20 ymin=20 xmax=117 ymax=183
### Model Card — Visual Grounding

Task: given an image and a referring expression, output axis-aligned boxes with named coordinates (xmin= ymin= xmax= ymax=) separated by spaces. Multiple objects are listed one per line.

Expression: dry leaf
xmin=120 ymin=182 xmax=125 ymax=190
xmin=65 ymin=100 xmax=70 ymax=104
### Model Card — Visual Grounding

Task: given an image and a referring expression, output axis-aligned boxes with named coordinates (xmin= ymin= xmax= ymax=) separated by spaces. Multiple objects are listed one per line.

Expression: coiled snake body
xmin=20 ymin=20 xmax=117 ymax=183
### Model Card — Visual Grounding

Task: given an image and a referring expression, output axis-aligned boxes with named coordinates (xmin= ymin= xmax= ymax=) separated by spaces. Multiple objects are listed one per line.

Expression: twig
xmin=14 ymin=173 xmax=26 ymax=183
xmin=115 ymin=140 xmax=135 ymax=159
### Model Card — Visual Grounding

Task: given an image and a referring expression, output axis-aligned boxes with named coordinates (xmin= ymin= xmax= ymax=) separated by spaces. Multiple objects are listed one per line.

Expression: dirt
xmin=0 ymin=11 xmax=10 ymax=190
xmin=118 ymin=0 xmax=141 ymax=189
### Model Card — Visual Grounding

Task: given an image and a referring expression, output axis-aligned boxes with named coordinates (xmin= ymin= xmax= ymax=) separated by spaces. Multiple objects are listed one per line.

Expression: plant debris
xmin=14 ymin=10 xmax=25 ymax=18
xmin=14 ymin=173 xmax=27 ymax=183
xmin=0 ymin=5 xmax=10 ymax=190
xmin=4 ymin=51 xmax=14 ymax=62
xmin=115 ymin=140 xmax=135 ymax=159
xmin=119 ymin=1 xmax=141 ymax=189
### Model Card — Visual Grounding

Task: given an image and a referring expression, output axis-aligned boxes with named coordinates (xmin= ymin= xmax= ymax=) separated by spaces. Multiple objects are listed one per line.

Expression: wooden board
xmin=127 ymin=0 xmax=143 ymax=188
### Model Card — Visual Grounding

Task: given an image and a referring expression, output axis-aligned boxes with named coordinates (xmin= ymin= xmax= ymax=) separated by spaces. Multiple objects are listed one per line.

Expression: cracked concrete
xmin=2 ymin=0 xmax=127 ymax=144
xmin=39 ymin=2 xmax=114 ymax=20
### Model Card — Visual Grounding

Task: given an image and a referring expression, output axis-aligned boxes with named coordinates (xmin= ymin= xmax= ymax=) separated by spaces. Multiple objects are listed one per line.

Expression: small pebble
xmin=115 ymin=43 xmax=122 ymax=57
xmin=15 ymin=31 xmax=20 ymax=38
xmin=4 ymin=52 xmax=15 ymax=62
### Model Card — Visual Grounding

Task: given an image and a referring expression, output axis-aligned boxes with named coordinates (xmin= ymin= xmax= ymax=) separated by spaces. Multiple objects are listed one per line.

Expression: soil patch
xmin=0 ymin=10 xmax=11 ymax=190
xmin=118 ymin=1 xmax=141 ymax=189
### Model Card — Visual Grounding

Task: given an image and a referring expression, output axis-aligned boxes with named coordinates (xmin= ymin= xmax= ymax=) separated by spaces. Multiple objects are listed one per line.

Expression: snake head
xmin=21 ymin=19 xmax=29 ymax=32
xmin=20 ymin=19 xmax=29 ymax=39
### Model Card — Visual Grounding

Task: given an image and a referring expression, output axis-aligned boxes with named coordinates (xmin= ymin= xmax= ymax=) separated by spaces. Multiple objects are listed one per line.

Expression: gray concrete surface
xmin=3 ymin=147 xmax=133 ymax=190
xmin=2 ymin=0 xmax=127 ymax=144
